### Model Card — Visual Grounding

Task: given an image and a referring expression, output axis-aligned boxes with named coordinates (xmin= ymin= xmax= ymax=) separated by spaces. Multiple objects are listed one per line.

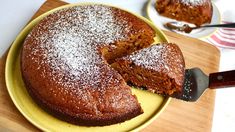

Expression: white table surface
xmin=1 ymin=0 xmax=235 ymax=131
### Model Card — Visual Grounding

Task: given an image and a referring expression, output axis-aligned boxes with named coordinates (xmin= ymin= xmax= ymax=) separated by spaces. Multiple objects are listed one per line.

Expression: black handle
xmin=202 ymin=23 xmax=235 ymax=28
xmin=209 ymin=70 xmax=235 ymax=89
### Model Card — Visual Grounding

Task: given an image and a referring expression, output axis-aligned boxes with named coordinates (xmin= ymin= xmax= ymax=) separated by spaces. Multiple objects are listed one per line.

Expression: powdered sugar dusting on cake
xmin=25 ymin=5 xmax=132 ymax=90
xmin=126 ymin=43 xmax=184 ymax=75
xmin=181 ymin=0 xmax=207 ymax=6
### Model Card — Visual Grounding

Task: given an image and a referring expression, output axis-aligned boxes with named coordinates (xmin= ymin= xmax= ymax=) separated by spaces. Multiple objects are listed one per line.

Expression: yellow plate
xmin=5 ymin=3 xmax=170 ymax=131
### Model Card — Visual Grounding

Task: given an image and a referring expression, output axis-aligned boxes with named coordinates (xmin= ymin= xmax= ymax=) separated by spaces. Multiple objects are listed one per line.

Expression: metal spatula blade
xmin=171 ymin=68 xmax=235 ymax=102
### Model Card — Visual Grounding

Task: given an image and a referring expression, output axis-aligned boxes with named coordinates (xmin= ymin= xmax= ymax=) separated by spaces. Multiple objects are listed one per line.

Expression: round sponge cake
xmin=21 ymin=4 xmax=155 ymax=126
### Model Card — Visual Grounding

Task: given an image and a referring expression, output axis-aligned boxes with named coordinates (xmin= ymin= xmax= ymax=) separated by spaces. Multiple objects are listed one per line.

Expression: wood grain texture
xmin=209 ymin=70 xmax=235 ymax=88
xmin=0 ymin=0 xmax=220 ymax=131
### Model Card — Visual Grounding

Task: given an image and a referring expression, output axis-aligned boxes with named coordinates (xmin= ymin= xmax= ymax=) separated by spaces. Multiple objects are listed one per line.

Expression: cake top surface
xmin=126 ymin=43 xmax=183 ymax=70
xmin=180 ymin=0 xmax=208 ymax=6
xmin=24 ymin=5 xmax=135 ymax=90
xmin=124 ymin=43 xmax=185 ymax=85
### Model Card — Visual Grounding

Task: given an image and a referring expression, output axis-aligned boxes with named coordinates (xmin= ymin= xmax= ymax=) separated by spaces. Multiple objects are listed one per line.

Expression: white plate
xmin=146 ymin=0 xmax=221 ymax=38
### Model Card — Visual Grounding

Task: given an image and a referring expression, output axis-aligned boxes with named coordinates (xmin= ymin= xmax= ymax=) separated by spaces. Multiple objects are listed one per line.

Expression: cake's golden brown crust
xmin=112 ymin=43 xmax=185 ymax=95
xmin=21 ymin=5 xmax=155 ymax=126
xmin=156 ymin=0 xmax=213 ymax=26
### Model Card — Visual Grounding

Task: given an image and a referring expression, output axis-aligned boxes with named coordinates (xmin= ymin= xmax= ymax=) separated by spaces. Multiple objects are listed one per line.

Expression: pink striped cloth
xmin=206 ymin=21 xmax=235 ymax=49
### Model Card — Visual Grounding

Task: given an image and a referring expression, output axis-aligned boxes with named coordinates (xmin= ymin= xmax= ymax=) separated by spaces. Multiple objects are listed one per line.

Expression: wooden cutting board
xmin=0 ymin=0 xmax=220 ymax=131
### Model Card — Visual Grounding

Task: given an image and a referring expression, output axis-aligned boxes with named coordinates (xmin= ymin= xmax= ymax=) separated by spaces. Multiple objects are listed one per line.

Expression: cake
xmin=155 ymin=0 xmax=213 ymax=26
xmin=111 ymin=43 xmax=185 ymax=95
xmin=21 ymin=4 xmax=155 ymax=126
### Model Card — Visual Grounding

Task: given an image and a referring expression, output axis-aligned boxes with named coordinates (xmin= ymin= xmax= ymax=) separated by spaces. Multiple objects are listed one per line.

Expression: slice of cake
xmin=155 ymin=0 xmax=213 ymax=26
xmin=111 ymin=43 xmax=185 ymax=95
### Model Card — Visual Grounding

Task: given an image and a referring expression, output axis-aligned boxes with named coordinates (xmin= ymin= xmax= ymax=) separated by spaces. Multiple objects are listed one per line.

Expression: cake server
xmin=164 ymin=22 xmax=235 ymax=33
xmin=171 ymin=68 xmax=235 ymax=102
